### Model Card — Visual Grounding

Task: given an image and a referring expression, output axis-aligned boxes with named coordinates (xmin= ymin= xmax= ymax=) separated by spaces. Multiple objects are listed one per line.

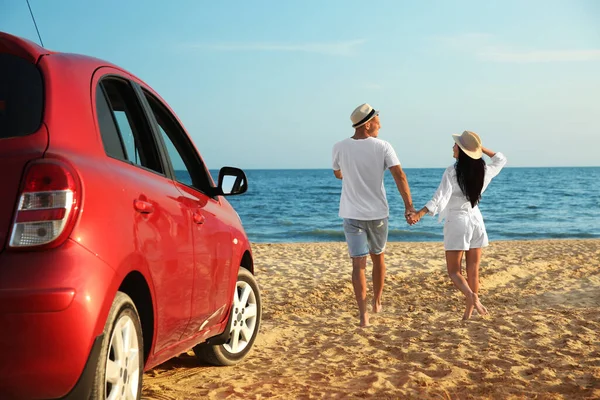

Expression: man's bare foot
xmin=360 ymin=313 xmax=370 ymax=327
xmin=372 ymin=300 xmax=382 ymax=314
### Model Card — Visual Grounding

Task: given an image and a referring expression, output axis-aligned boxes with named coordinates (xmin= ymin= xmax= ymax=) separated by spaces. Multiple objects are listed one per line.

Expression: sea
xmin=196 ymin=167 xmax=600 ymax=243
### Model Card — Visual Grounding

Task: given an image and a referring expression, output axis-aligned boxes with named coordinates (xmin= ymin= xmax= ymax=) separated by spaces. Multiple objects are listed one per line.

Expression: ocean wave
xmin=491 ymin=212 xmax=541 ymax=219
xmin=276 ymin=228 xmax=445 ymax=242
xmin=388 ymin=229 xmax=443 ymax=239
xmin=493 ymin=231 xmax=600 ymax=240
xmin=312 ymin=185 xmax=341 ymax=191
xmin=297 ymin=229 xmax=346 ymax=239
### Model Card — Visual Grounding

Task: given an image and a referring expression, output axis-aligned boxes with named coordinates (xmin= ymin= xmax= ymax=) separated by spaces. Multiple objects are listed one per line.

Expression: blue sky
xmin=2 ymin=0 xmax=599 ymax=169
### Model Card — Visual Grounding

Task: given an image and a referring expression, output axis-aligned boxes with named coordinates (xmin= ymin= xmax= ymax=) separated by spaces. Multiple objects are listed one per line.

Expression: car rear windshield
xmin=0 ymin=53 xmax=43 ymax=139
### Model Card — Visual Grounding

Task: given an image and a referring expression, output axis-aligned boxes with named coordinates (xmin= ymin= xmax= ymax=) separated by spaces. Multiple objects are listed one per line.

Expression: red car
xmin=0 ymin=31 xmax=262 ymax=399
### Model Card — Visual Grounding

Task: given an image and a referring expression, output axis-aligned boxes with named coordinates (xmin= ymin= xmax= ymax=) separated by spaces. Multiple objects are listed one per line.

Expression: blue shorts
xmin=343 ymin=218 xmax=389 ymax=258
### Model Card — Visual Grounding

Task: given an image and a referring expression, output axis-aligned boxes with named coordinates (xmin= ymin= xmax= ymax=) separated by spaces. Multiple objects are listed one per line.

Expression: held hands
xmin=404 ymin=207 xmax=425 ymax=226
xmin=404 ymin=206 xmax=418 ymax=226
xmin=405 ymin=211 xmax=419 ymax=226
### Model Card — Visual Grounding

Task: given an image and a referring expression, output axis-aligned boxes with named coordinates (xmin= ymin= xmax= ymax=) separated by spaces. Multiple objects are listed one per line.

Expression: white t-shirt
xmin=332 ymin=137 xmax=401 ymax=220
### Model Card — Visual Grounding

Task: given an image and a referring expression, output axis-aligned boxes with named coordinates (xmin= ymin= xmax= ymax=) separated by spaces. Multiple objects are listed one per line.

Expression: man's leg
xmin=352 ymin=256 xmax=370 ymax=327
xmin=367 ymin=218 xmax=388 ymax=314
xmin=370 ymin=252 xmax=385 ymax=313
xmin=343 ymin=219 xmax=370 ymax=327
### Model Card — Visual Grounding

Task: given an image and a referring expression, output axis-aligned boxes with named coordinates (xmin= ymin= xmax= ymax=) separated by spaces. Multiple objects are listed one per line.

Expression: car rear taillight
xmin=9 ymin=160 xmax=80 ymax=249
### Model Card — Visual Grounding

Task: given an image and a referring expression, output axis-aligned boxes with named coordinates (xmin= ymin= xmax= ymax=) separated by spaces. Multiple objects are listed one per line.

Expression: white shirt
xmin=332 ymin=137 xmax=401 ymax=220
xmin=425 ymin=152 xmax=507 ymax=224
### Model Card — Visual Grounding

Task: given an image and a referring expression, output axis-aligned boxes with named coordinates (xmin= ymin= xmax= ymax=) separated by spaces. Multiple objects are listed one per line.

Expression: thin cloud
xmin=364 ymin=83 xmax=382 ymax=90
xmin=182 ymin=39 xmax=367 ymax=56
xmin=435 ymin=33 xmax=600 ymax=63
xmin=435 ymin=33 xmax=494 ymax=49
xmin=480 ymin=49 xmax=600 ymax=63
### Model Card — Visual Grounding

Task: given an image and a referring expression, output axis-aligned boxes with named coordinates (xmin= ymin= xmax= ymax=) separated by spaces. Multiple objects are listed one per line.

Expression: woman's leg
xmin=446 ymin=250 xmax=486 ymax=320
xmin=465 ymin=248 xmax=488 ymax=315
xmin=465 ymin=248 xmax=481 ymax=294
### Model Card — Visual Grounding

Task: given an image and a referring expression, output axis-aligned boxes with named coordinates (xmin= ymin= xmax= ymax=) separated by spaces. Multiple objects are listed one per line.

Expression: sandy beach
xmin=142 ymin=239 xmax=600 ymax=399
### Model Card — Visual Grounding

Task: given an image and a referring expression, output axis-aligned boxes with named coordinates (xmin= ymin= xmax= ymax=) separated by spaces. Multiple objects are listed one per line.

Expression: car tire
xmin=91 ymin=291 xmax=144 ymax=399
xmin=194 ymin=268 xmax=262 ymax=366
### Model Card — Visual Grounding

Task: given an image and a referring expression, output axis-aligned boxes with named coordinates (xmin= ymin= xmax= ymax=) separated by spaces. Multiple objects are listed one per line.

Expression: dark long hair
xmin=455 ymin=147 xmax=486 ymax=207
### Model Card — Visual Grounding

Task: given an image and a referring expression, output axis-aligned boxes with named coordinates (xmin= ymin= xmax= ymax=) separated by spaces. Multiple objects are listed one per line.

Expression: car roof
xmin=0 ymin=31 xmax=147 ymax=84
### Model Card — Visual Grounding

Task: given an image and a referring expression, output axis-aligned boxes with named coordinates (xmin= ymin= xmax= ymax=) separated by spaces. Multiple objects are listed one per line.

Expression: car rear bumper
xmin=0 ymin=239 xmax=115 ymax=399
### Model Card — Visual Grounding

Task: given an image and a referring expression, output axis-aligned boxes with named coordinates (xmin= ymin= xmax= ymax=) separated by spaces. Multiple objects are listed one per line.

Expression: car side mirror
xmin=216 ymin=167 xmax=248 ymax=196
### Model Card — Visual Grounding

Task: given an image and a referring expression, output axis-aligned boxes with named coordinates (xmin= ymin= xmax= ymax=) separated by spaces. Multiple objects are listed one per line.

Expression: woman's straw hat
xmin=452 ymin=130 xmax=483 ymax=159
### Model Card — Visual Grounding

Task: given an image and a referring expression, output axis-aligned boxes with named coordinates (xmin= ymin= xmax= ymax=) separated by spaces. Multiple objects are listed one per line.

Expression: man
xmin=332 ymin=103 xmax=415 ymax=327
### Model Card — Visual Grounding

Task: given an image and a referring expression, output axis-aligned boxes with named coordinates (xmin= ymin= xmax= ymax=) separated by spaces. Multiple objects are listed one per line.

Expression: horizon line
xmin=205 ymin=165 xmax=600 ymax=171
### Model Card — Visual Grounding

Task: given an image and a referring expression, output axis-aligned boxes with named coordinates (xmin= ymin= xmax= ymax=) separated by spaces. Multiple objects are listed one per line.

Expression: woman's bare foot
xmin=372 ymin=300 xmax=382 ymax=313
xmin=464 ymin=293 xmax=488 ymax=320
xmin=463 ymin=295 xmax=475 ymax=320
xmin=360 ymin=313 xmax=371 ymax=327
xmin=473 ymin=293 xmax=488 ymax=316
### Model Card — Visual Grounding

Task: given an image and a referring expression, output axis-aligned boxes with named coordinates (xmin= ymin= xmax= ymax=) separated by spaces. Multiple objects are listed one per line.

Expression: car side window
xmin=142 ymin=90 xmax=213 ymax=195
xmin=156 ymin=123 xmax=193 ymax=185
xmin=96 ymin=78 xmax=163 ymax=174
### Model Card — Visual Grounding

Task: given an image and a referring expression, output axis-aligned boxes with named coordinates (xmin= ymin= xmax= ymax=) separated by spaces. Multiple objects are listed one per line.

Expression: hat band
xmin=352 ymin=109 xmax=376 ymax=128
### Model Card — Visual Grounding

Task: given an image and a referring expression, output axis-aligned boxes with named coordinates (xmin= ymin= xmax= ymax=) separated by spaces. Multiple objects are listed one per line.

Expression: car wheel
xmin=91 ymin=291 xmax=143 ymax=400
xmin=194 ymin=268 xmax=262 ymax=366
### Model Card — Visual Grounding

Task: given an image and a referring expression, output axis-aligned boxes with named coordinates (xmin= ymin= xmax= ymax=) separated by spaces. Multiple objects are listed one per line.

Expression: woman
xmin=411 ymin=130 xmax=507 ymax=320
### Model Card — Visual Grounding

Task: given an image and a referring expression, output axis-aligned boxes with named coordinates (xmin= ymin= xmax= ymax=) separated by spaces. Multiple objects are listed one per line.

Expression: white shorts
xmin=443 ymin=212 xmax=489 ymax=251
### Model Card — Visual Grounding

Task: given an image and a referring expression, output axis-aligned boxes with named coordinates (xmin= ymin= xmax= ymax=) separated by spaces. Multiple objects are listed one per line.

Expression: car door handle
xmin=193 ymin=212 xmax=205 ymax=224
xmin=134 ymin=199 xmax=154 ymax=214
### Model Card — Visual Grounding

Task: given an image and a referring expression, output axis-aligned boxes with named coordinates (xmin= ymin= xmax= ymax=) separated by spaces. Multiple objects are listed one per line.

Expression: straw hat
xmin=452 ymin=130 xmax=483 ymax=159
xmin=350 ymin=103 xmax=379 ymax=128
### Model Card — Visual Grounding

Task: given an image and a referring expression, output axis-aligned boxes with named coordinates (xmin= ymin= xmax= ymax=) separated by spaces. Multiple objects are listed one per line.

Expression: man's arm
xmin=389 ymin=165 xmax=414 ymax=214
xmin=333 ymin=170 xmax=343 ymax=180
